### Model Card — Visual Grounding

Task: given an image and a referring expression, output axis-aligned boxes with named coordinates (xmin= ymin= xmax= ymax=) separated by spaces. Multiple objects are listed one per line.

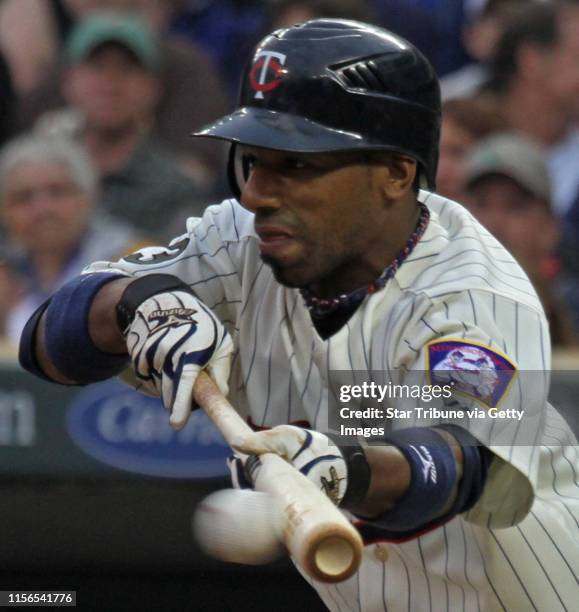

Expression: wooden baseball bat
xmin=193 ymin=372 xmax=363 ymax=583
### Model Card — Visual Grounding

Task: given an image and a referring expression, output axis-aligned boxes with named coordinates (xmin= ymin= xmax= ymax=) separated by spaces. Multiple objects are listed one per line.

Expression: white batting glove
xmin=229 ymin=426 xmax=348 ymax=506
xmin=125 ymin=290 xmax=233 ymax=430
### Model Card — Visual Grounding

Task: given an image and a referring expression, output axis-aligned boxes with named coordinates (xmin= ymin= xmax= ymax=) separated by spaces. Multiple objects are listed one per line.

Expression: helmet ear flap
xmin=227 ymin=144 xmax=252 ymax=200
xmin=227 ymin=145 xmax=241 ymax=199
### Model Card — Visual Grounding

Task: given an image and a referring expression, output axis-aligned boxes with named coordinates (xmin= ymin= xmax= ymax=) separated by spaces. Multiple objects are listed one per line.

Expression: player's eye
xmin=239 ymin=151 xmax=310 ymax=176
xmin=282 ymin=157 xmax=307 ymax=171
xmin=242 ymin=153 xmax=257 ymax=170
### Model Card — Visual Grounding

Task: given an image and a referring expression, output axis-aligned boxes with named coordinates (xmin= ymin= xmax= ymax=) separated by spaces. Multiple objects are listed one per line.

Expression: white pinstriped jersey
xmin=87 ymin=191 xmax=579 ymax=612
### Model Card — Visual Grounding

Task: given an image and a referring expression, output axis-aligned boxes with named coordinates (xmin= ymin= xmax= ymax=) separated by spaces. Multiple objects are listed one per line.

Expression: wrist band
xmin=42 ymin=272 xmax=128 ymax=384
xmin=434 ymin=424 xmax=492 ymax=515
xmin=328 ymin=436 xmax=372 ymax=510
xmin=116 ymin=274 xmax=195 ymax=333
xmin=369 ymin=427 xmax=457 ymax=532
xmin=19 ymin=299 xmax=53 ymax=381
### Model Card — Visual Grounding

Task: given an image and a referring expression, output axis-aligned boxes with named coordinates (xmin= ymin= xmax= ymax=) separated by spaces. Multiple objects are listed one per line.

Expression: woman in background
xmin=0 ymin=134 xmax=146 ymax=346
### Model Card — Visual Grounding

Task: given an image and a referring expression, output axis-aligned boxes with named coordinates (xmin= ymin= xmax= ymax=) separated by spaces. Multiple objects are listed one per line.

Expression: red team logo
xmin=249 ymin=50 xmax=287 ymax=99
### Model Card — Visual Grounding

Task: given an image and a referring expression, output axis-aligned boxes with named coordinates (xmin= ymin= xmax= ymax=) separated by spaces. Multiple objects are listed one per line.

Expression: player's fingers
xmin=161 ymin=374 xmax=174 ymax=412
xmin=169 ymin=364 xmax=200 ymax=430
xmin=206 ymin=356 xmax=230 ymax=398
xmin=232 ymin=427 xmax=303 ymax=459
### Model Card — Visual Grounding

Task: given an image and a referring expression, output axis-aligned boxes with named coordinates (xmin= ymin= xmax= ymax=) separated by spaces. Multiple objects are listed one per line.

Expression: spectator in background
xmin=0 ymin=134 xmax=147 ymax=347
xmin=0 ymin=0 xmax=58 ymax=96
xmin=555 ymin=189 xmax=579 ymax=338
xmin=36 ymin=13 xmax=207 ymax=238
xmin=6 ymin=0 xmax=228 ymax=187
xmin=487 ymin=1 xmax=579 ymax=217
xmin=265 ymin=0 xmax=376 ymax=29
xmin=0 ymin=46 xmax=18 ymax=348
xmin=0 ymin=256 xmax=22 ymax=355
xmin=463 ymin=132 xmax=579 ymax=347
xmin=370 ymin=0 xmax=469 ymax=77
xmin=0 ymin=49 xmax=15 ymax=148
xmin=441 ymin=0 xmax=531 ymax=101
xmin=169 ymin=0 xmax=266 ymax=102
xmin=437 ymin=97 xmax=506 ymax=203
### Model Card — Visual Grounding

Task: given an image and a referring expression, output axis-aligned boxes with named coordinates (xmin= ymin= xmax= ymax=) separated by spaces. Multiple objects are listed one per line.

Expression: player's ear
xmin=380 ymin=154 xmax=417 ymax=200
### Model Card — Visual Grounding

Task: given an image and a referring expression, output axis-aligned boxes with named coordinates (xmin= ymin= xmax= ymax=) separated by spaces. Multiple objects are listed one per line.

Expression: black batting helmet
xmin=194 ymin=19 xmax=441 ymax=193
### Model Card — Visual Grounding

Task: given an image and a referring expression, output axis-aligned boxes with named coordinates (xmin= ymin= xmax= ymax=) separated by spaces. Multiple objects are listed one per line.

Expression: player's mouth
xmin=255 ymin=225 xmax=297 ymax=258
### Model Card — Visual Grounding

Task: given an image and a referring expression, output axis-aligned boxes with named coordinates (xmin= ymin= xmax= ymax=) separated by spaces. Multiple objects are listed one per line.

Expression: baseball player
xmin=19 ymin=20 xmax=578 ymax=611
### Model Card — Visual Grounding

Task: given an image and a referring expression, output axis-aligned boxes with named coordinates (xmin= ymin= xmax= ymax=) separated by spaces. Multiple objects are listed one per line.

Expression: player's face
xmin=238 ymin=147 xmax=408 ymax=294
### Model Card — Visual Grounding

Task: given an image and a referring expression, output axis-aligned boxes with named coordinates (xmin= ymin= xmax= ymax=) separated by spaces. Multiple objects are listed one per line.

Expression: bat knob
xmin=316 ymin=536 xmax=359 ymax=579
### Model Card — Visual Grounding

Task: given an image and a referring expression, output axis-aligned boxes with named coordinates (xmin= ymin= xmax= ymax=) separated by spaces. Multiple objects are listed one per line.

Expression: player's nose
xmin=240 ymin=164 xmax=281 ymax=213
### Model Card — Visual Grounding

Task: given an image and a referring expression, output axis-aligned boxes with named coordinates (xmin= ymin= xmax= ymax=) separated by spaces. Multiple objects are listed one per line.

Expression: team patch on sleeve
xmin=426 ymin=339 xmax=517 ymax=408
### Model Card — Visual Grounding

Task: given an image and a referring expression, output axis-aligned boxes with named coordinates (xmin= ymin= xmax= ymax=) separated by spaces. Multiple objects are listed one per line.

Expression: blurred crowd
xmin=1 ymin=0 xmax=579 ymax=351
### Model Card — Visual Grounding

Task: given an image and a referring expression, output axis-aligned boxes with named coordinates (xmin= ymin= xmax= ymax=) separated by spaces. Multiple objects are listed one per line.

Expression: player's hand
xmin=124 ymin=289 xmax=233 ymax=430
xmin=229 ymin=426 xmax=348 ymax=506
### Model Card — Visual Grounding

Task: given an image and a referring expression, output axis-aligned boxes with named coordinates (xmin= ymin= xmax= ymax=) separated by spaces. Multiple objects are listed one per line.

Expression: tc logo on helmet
xmin=249 ymin=51 xmax=287 ymax=99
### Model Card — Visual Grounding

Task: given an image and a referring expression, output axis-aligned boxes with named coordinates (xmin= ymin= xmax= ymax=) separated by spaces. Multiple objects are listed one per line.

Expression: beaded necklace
xmin=300 ymin=203 xmax=430 ymax=319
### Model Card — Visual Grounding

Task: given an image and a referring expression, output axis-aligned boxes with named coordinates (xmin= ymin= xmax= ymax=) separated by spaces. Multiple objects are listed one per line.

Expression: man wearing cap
xmin=463 ymin=132 xmax=579 ymax=346
xmin=36 ymin=12 xmax=205 ymax=239
xmin=18 ymin=19 xmax=579 ymax=611
xmin=487 ymin=1 xmax=579 ymax=217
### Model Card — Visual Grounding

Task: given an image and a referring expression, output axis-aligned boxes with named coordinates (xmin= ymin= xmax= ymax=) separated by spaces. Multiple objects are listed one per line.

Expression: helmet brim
xmin=193 ymin=107 xmax=370 ymax=153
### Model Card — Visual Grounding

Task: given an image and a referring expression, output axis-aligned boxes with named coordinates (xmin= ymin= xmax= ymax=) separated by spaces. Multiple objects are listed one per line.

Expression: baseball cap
xmin=464 ymin=132 xmax=551 ymax=201
xmin=65 ymin=13 xmax=160 ymax=72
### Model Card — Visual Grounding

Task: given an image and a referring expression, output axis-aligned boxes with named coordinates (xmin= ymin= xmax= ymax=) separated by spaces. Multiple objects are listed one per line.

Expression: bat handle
xmin=192 ymin=372 xmax=364 ymax=583
xmin=193 ymin=371 xmax=254 ymax=445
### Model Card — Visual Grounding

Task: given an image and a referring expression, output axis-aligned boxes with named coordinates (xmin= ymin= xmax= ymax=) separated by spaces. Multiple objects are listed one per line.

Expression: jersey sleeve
xmin=387 ymin=288 xmax=551 ymax=528
xmin=84 ymin=199 xmax=255 ymax=335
